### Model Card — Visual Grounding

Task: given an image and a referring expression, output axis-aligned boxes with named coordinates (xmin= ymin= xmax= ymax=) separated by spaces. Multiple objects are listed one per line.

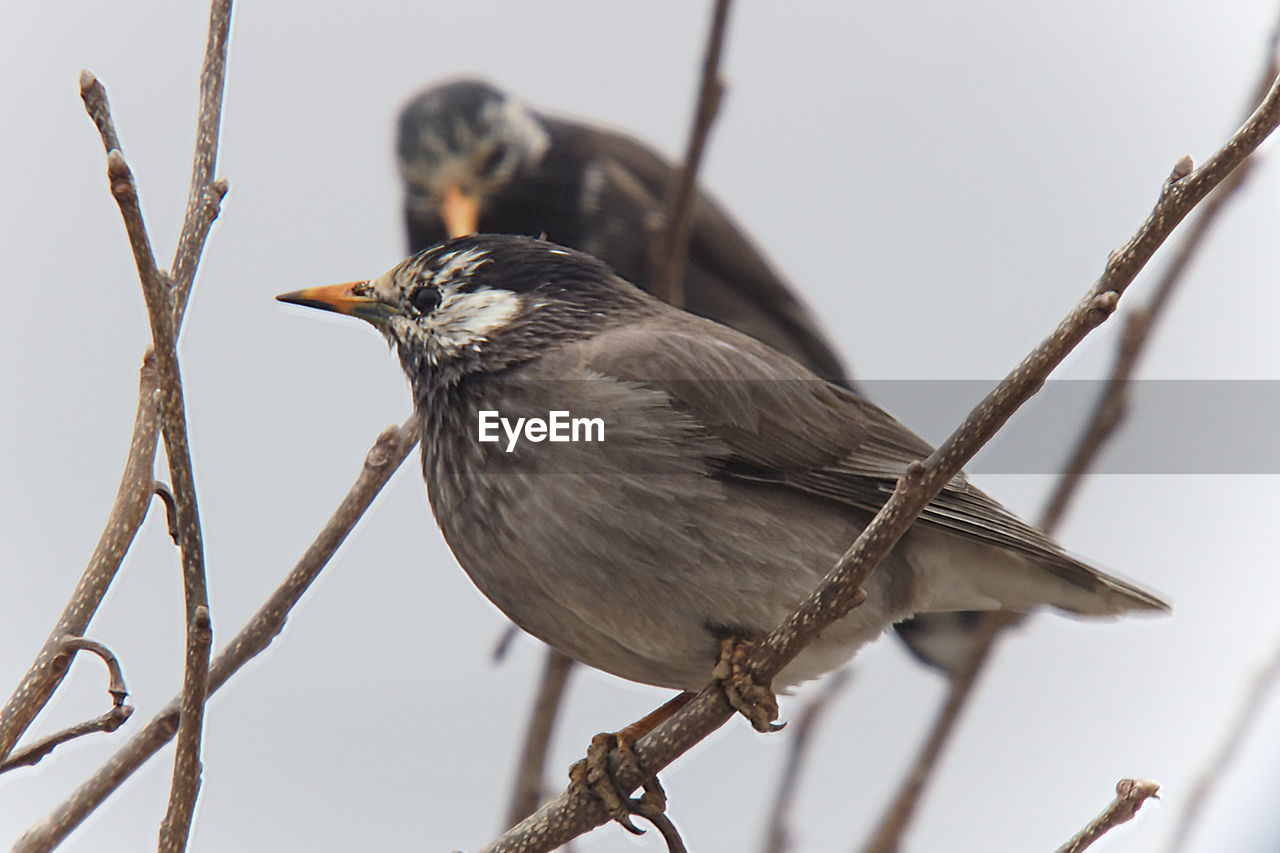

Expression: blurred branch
xmin=1166 ymin=634 xmax=1280 ymax=853
xmin=504 ymin=649 xmax=576 ymax=829
xmin=15 ymin=420 xmax=419 ymax=853
xmin=497 ymin=60 xmax=1280 ymax=852
xmin=863 ymin=26 xmax=1280 ymax=852
xmin=651 ymin=0 xmax=733 ymax=307
xmin=860 ymin=612 xmax=1016 ymax=853
xmin=1056 ymin=779 xmax=1161 ymax=853
xmin=482 ymin=62 xmax=1280 ymax=850
xmin=503 ymin=0 xmax=733 ymax=824
xmin=759 ymin=667 xmax=853 ymax=853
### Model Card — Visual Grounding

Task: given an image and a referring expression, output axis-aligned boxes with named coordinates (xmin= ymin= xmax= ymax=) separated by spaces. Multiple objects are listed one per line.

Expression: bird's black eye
xmin=478 ymin=143 xmax=508 ymax=176
xmin=411 ymin=287 xmax=442 ymax=315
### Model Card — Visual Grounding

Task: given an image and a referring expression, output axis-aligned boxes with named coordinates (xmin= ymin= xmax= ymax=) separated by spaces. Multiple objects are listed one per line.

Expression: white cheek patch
xmin=423 ymin=287 xmax=523 ymax=359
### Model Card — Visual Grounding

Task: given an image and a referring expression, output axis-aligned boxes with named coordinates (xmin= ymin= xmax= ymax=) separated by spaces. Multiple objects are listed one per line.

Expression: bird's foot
xmin=568 ymin=732 xmax=676 ymax=843
xmin=712 ymin=636 xmax=783 ymax=733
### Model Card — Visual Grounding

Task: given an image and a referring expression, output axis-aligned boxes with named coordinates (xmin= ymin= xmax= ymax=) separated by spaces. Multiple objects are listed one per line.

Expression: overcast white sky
xmin=4 ymin=2 xmax=1280 ymax=851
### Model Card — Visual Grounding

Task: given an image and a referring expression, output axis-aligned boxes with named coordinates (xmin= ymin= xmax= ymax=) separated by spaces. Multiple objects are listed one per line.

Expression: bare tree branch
xmin=1166 ymin=634 xmax=1280 ymax=853
xmin=651 ymin=0 xmax=733 ymax=307
xmin=479 ymin=64 xmax=1280 ymax=853
xmin=14 ymin=420 xmax=419 ymax=853
xmin=864 ymin=25 xmax=1280 ymax=851
xmin=103 ymin=146 xmax=213 ymax=853
xmin=0 ymin=2 xmax=232 ymax=760
xmin=504 ymin=649 xmax=576 ymax=829
xmin=0 ymin=707 xmax=135 ymax=776
xmin=760 ymin=667 xmax=853 ymax=853
xmin=153 ymin=482 xmax=181 ymax=545
xmin=1056 ymin=779 xmax=1160 ymax=853
xmin=172 ymin=0 xmax=234 ymax=323
xmin=1 ymin=636 xmax=132 ymax=775
xmin=861 ymin=613 xmax=1018 ymax=853
xmin=56 ymin=637 xmax=129 ymax=708
xmin=0 ymin=358 xmax=158 ymax=764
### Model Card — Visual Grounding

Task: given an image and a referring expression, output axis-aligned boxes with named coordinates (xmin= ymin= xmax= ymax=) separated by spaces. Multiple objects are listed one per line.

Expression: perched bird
xmin=396 ymin=78 xmax=985 ymax=671
xmin=395 ymin=78 xmax=847 ymax=384
xmin=278 ymin=235 xmax=1167 ymax=698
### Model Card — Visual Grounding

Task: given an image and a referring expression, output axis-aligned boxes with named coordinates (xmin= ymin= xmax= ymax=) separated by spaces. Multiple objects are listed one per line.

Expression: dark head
xmin=277 ymin=235 xmax=642 ymax=389
xmin=397 ymin=79 xmax=550 ymax=239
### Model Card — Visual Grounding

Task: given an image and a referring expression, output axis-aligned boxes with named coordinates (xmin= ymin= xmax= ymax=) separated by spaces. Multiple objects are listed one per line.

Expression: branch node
xmin=1087 ymin=291 xmax=1120 ymax=324
xmin=1168 ymin=154 xmax=1195 ymax=184
xmin=193 ymin=604 xmax=212 ymax=636
xmin=901 ymin=460 xmax=927 ymax=487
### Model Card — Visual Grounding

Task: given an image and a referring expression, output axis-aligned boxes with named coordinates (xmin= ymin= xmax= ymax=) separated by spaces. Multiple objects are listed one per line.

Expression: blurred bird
xmin=396 ymin=77 xmax=847 ymax=384
xmin=395 ymin=78 xmax=990 ymax=674
xmin=278 ymin=235 xmax=1167 ymax=702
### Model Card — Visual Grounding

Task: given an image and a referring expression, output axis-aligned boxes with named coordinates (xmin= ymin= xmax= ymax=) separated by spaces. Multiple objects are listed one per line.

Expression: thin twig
xmin=1 ymin=637 xmax=132 ymax=774
xmin=759 ymin=667 xmax=854 ymax=853
xmin=504 ymin=649 xmax=577 ymax=829
xmin=1056 ymin=779 xmax=1161 ymax=853
xmin=861 ymin=612 xmax=1014 ymax=853
xmin=56 ymin=637 xmax=129 ymax=707
xmin=492 ymin=625 xmax=522 ymax=664
xmin=0 ymin=0 xmax=231 ymax=784
xmin=1166 ymin=635 xmax=1280 ymax=853
xmin=14 ymin=420 xmax=419 ymax=853
xmin=479 ymin=64 xmax=1280 ymax=853
xmin=172 ymin=0 xmax=234 ymax=324
xmin=104 ymin=147 xmax=214 ymax=853
xmin=651 ymin=0 xmax=733 ymax=308
xmin=153 ymin=482 xmax=180 ymax=545
xmin=0 ymin=706 xmax=135 ymax=775
xmin=864 ymin=26 xmax=1280 ymax=852
xmin=0 ymin=358 xmax=159 ymax=764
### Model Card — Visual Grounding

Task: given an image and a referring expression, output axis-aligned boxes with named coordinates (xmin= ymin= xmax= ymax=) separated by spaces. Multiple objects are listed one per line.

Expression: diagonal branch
xmin=14 ymin=420 xmax=419 ymax=853
xmin=0 ymin=360 xmax=158 ymax=763
xmin=1166 ymin=632 xmax=1280 ymax=853
xmin=0 ymin=707 xmax=135 ymax=776
xmin=504 ymin=649 xmax=576 ymax=829
xmin=651 ymin=0 xmax=734 ymax=307
xmin=864 ymin=25 xmax=1280 ymax=852
xmin=759 ymin=667 xmax=854 ymax=853
xmin=480 ymin=63 xmax=1280 ymax=853
xmin=1056 ymin=779 xmax=1161 ymax=853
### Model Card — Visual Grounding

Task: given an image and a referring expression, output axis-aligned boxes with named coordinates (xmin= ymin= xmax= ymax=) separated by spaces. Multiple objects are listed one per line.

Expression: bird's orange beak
xmin=441 ymin=181 xmax=480 ymax=237
xmin=276 ymin=281 xmax=394 ymax=322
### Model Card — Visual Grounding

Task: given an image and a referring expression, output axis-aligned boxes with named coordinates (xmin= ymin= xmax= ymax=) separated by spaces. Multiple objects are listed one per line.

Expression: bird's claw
xmin=568 ymin=731 xmax=669 ymax=836
xmin=712 ymin=636 xmax=783 ymax=733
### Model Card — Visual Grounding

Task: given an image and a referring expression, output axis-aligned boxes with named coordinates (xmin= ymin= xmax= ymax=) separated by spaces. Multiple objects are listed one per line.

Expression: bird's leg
xmin=712 ymin=636 xmax=783 ymax=733
xmin=568 ymin=691 xmax=694 ymax=836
